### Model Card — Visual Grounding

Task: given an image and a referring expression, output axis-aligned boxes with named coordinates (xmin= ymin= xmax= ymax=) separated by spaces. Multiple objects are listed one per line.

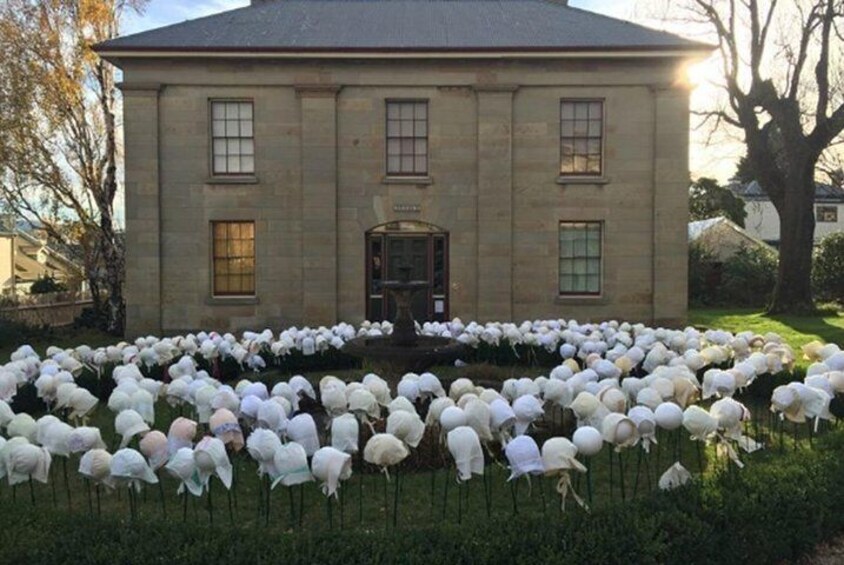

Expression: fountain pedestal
xmin=342 ymin=267 xmax=465 ymax=375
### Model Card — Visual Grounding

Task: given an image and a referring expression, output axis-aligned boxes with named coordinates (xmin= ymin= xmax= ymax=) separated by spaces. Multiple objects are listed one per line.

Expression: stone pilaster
xmin=475 ymin=85 xmax=517 ymax=322
xmin=297 ymin=85 xmax=341 ymax=325
xmin=121 ymin=83 xmax=162 ymax=338
xmin=652 ymin=85 xmax=690 ymax=325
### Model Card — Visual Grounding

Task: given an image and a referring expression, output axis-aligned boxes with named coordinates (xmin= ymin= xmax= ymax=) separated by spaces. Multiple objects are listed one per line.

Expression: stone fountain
xmin=343 ymin=266 xmax=465 ymax=374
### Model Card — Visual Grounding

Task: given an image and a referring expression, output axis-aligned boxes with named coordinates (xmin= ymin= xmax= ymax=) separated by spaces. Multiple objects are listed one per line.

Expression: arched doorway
xmin=366 ymin=221 xmax=449 ymax=323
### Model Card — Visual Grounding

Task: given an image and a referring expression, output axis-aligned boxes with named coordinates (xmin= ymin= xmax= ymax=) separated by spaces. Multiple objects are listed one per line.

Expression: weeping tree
xmin=0 ymin=0 xmax=147 ymax=334
xmin=677 ymin=0 xmax=844 ymax=313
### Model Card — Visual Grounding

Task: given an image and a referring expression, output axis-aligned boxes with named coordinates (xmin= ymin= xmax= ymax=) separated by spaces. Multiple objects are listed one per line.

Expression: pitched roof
xmin=97 ymin=0 xmax=709 ymax=56
xmin=730 ymin=180 xmax=844 ymax=203
xmin=688 ymin=216 xmax=775 ymax=252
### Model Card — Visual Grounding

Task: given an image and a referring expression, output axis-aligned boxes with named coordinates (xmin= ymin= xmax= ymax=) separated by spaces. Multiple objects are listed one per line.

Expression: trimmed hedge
xmin=1 ymin=430 xmax=843 ymax=565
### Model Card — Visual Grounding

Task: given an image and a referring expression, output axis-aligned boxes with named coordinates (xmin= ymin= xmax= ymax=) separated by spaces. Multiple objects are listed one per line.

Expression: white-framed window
xmin=559 ymin=221 xmax=602 ymax=295
xmin=817 ymin=205 xmax=838 ymax=223
xmin=386 ymin=100 xmax=428 ymax=176
xmin=211 ymin=100 xmax=255 ymax=175
xmin=560 ymin=100 xmax=604 ymax=176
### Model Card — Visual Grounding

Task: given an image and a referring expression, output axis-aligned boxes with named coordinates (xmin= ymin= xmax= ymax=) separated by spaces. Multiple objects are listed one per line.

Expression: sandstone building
xmin=97 ymin=0 xmax=709 ymax=336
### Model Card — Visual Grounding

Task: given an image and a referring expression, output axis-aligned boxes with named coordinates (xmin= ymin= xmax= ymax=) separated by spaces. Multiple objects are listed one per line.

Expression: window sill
xmin=381 ymin=176 xmax=433 ymax=186
xmin=205 ymin=175 xmax=259 ymax=185
xmin=205 ymin=296 xmax=260 ymax=306
xmin=555 ymin=295 xmax=608 ymax=306
xmin=556 ymin=176 xmax=609 ymax=186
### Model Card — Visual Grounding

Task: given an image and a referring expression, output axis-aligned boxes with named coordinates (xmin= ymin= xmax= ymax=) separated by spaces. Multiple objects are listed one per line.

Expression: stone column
xmin=297 ymin=85 xmax=341 ymax=325
xmin=475 ymin=85 xmax=517 ymax=322
xmin=652 ymin=85 xmax=691 ymax=325
xmin=121 ymin=83 xmax=162 ymax=338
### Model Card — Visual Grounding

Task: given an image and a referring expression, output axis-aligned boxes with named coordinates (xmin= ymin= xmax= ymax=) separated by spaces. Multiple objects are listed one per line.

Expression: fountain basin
xmin=342 ymin=334 xmax=466 ymax=375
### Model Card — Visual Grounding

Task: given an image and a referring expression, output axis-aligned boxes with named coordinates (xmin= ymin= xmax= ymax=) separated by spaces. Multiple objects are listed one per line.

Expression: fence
xmin=0 ymin=291 xmax=93 ymax=327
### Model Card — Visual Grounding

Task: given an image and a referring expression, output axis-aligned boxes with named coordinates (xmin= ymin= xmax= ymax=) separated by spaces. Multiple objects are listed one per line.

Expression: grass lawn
xmin=690 ymin=307 xmax=844 ymax=361
xmin=0 ymin=326 xmax=115 ymax=363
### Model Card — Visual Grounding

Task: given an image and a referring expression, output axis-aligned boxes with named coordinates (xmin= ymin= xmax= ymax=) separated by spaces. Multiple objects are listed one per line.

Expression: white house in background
xmin=730 ymin=181 xmax=844 ymax=246
xmin=688 ymin=216 xmax=775 ymax=262
xmin=0 ymin=216 xmax=84 ymax=296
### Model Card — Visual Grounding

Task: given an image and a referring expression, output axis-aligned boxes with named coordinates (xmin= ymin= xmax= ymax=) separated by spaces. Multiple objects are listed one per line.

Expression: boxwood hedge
xmin=1 ymin=429 xmax=842 ymax=565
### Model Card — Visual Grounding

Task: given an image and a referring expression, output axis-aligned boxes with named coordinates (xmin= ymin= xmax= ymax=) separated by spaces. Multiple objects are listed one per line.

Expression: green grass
xmin=690 ymin=307 xmax=844 ymax=363
xmin=0 ymin=326 xmax=115 ymax=363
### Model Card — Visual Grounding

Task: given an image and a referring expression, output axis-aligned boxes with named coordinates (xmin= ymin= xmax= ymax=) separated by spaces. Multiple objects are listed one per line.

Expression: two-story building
xmin=731 ymin=180 xmax=844 ymax=247
xmin=97 ymin=0 xmax=709 ymax=336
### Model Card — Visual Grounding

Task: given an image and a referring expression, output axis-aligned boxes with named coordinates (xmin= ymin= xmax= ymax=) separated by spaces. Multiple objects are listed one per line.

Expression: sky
xmin=122 ymin=0 xmax=737 ymax=182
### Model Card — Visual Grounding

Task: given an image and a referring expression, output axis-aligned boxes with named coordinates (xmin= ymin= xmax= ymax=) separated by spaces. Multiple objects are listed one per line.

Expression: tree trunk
xmin=767 ymin=176 xmax=816 ymax=314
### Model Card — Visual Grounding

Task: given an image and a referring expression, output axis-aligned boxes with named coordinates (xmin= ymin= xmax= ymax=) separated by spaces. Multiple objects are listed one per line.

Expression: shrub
xmin=73 ymin=305 xmax=110 ymax=332
xmin=29 ymin=274 xmax=68 ymax=295
xmin=688 ymin=242 xmax=719 ymax=306
xmin=1 ymin=429 xmax=843 ymax=565
xmin=813 ymin=232 xmax=844 ymax=303
xmin=719 ymin=246 xmax=778 ymax=307
xmin=689 ymin=244 xmax=777 ymax=307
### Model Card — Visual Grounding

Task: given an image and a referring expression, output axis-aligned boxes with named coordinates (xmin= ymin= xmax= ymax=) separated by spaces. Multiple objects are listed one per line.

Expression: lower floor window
xmin=559 ymin=221 xmax=602 ymax=295
xmin=212 ymin=221 xmax=256 ymax=296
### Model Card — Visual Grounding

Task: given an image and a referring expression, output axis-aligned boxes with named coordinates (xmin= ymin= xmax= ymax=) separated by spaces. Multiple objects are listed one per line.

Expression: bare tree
xmin=673 ymin=0 xmax=844 ymax=313
xmin=0 ymin=0 xmax=147 ymax=334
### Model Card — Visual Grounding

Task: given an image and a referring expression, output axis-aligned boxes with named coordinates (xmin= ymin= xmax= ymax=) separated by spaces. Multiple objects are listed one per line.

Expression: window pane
xmin=213 ymin=139 xmax=227 ymax=156
xmin=387 ymin=121 xmax=401 ymax=137
xmin=415 ymin=139 xmax=428 ymax=156
xmin=415 ymin=155 xmax=427 ymax=173
xmin=240 ymin=120 xmax=253 ymax=138
xmin=414 ymin=121 xmax=427 ymax=137
xmin=212 ymin=103 xmax=226 ymax=119
xmin=588 ymin=119 xmax=602 ymax=137
xmin=574 ymin=120 xmax=588 ymax=136
xmin=561 ymin=103 xmax=574 ymax=119
xmin=589 ymin=102 xmax=603 ymax=118
xmin=227 ymin=155 xmax=241 ymax=173
xmin=575 ymin=103 xmax=589 ymax=119
xmin=214 ymin=156 xmax=227 ymax=174
xmin=401 ymin=121 xmax=414 ymax=137
xmin=227 ymin=139 xmax=240 ymax=155
xmin=226 ymin=120 xmax=239 ymax=137
xmin=212 ymin=120 xmax=226 ymax=137
xmin=241 ymin=139 xmax=255 ymax=156
xmin=401 ymin=139 xmax=414 ymax=154
xmin=400 ymin=104 xmax=414 ymax=119
xmin=387 ymin=103 xmax=400 ymax=119
xmin=387 ymin=156 xmax=401 ymax=173
xmin=241 ymin=156 xmax=255 ymax=174
xmin=239 ymin=103 xmax=253 ymax=120
xmin=401 ymin=156 xmax=414 ymax=172
xmin=415 ymin=103 xmax=427 ymax=119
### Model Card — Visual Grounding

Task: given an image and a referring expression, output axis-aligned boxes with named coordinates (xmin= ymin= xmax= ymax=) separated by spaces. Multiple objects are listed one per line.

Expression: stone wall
xmin=120 ymin=58 xmax=691 ymax=337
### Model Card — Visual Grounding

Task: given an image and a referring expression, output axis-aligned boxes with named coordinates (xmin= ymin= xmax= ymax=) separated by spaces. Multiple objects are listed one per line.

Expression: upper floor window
xmin=211 ymin=101 xmax=255 ymax=175
xmin=212 ymin=221 xmax=256 ymax=297
xmin=386 ymin=100 xmax=428 ymax=176
xmin=817 ymin=205 xmax=838 ymax=223
xmin=560 ymin=100 xmax=603 ymax=176
xmin=559 ymin=221 xmax=602 ymax=295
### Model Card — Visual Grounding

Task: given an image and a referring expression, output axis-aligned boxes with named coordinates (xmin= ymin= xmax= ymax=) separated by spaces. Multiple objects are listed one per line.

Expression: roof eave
xmin=95 ymin=44 xmax=715 ymax=63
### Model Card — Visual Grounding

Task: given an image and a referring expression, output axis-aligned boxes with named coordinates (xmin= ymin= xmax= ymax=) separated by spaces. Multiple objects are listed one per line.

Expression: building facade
xmin=98 ymin=0 xmax=708 ymax=336
xmin=731 ymin=181 xmax=844 ymax=246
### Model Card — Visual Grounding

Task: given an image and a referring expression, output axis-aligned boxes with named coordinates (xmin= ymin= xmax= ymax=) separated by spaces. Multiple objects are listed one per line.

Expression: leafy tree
xmin=690 ymin=177 xmax=747 ymax=226
xmin=0 ymin=0 xmax=148 ymax=334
